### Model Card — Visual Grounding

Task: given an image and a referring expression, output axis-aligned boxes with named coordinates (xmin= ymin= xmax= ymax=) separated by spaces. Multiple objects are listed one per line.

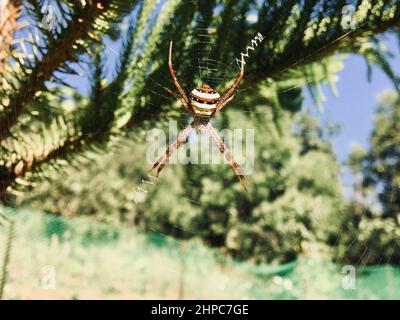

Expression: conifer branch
xmin=0 ymin=0 xmax=115 ymax=141
xmin=0 ymin=0 xmax=22 ymax=75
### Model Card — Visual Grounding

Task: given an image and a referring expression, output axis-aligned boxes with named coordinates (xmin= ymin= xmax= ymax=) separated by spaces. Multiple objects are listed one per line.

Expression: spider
xmin=150 ymin=41 xmax=252 ymax=191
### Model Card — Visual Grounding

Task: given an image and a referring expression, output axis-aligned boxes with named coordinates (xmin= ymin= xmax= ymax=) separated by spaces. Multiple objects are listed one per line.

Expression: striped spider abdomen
xmin=190 ymin=84 xmax=220 ymax=118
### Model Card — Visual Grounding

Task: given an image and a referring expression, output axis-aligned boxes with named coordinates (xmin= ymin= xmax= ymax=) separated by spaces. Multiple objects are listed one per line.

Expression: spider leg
xmin=215 ymin=57 xmax=245 ymax=113
xmin=206 ymin=123 xmax=252 ymax=191
xmin=161 ymin=85 xmax=195 ymax=116
xmin=214 ymin=94 xmax=235 ymax=114
xmin=149 ymin=124 xmax=193 ymax=177
xmin=168 ymin=41 xmax=190 ymax=105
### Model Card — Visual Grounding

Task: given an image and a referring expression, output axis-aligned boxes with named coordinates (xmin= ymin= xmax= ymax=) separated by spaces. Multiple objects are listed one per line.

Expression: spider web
xmin=132 ymin=1 xmax=400 ymax=299
xmin=2 ymin=0 xmax=400 ymax=299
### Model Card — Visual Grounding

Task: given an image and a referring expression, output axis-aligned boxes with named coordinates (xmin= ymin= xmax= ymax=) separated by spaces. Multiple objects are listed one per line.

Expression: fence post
xmin=0 ymin=212 xmax=15 ymax=300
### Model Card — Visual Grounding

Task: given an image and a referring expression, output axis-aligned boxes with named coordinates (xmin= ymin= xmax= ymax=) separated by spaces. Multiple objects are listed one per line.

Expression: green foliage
xmin=335 ymin=214 xmax=400 ymax=265
xmin=0 ymin=0 xmax=399 ymax=196
xmin=151 ymin=105 xmax=344 ymax=264
xmin=333 ymin=91 xmax=400 ymax=265
xmin=366 ymin=91 xmax=400 ymax=217
xmin=3 ymin=208 xmax=400 ymax=299
xmin=20 ymin=86 xmax=345 ymax=264
xmin=0 ymin=0 xmax=400 ymax=270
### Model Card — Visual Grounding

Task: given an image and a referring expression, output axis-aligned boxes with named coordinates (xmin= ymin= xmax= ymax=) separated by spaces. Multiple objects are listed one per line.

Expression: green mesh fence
xmin=0 ymin=206 xmax=399 ymax=299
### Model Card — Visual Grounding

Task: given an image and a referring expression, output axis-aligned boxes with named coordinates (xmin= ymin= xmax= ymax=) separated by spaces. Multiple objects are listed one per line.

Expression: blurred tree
xmin=1 ymin=0 xmax=399 ymax=266
xmin=21 ymin=84 xmax=346 ymax=264
xmin=334 ymin=91 xmax=400 ymax=265
xmin=142 ymin=99 xmax=344 ymax=264
xmin=0 ymin=0 xmax=399 ymax=198
xmin=365 ymin=91 xmax=400 ymax=217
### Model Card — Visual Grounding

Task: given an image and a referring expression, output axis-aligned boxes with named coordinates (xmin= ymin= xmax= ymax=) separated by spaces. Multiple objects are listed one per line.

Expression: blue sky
xmin=303 ymin=34 xmax=399 ymax=189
